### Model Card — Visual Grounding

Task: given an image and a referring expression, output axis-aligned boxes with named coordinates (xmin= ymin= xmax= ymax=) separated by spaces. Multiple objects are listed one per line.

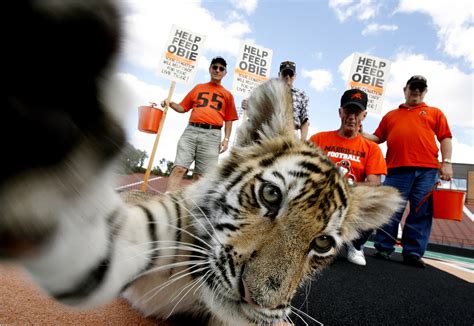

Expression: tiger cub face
xmin=184 ymin=80 xmax=402 ymax=324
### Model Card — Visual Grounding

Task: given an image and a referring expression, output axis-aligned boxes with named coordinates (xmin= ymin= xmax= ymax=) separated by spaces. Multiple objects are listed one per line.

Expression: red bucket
xmin=138 ymin=104 xmax=164 ymax=134
xmin=432 ymin=187 xmax=465 ymax=221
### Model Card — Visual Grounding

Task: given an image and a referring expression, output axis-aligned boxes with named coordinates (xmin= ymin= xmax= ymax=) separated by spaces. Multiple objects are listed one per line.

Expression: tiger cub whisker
xmin=137 ymin=265 xmax=211 ymax=303
xmin=166 ymin=275 xmax=208 ymax=319
xmin=138 ymin=260 xmax=210 ymax=279
xmin=289 ymin=309 xmax=308 ymax=326
xmin=116 ymin=244 xmax=212 ymax=265
xmin=290 ymin=304 xmax=324 ymax=326
xmin=119 ymin=238 xmax=211 ymax=252
xmin=140 ymin=267 xmax=211 ymax=306
xmin=169 ymin=275 xmax=205 ymax=304
xmin=157 ymin=194 xmax=222 ymax=246
xmin=145 ymin=219 xmax=216 ymax=250
xmin=145 ymin=272 xmax=211 ymax=317
xmin=178 ymin=192 xmax=223 ymax=238
xmin=342 ymin=222 xmax=400 ymax=243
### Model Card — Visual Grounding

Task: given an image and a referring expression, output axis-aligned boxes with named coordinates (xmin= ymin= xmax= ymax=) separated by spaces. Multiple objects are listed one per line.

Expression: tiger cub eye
xmin=258 ymin=183 xmax=283 ymax=216
xmin=261 ymin=184 xmax=281 ymax=204
xmin=312 ymin=235 xmax=335 ymax=253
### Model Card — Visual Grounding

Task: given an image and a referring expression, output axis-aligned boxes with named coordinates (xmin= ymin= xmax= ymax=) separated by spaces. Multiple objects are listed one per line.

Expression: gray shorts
xmin=173 ymin=125 xmax=221 ymax=174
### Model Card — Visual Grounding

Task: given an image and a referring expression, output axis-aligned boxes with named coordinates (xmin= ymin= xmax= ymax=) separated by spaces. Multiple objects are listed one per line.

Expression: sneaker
xmin=374 ymin=250 xmax=391 ymax=260
xmin=403 ymin=254 xmax=426 ymax=268
xmin=346 ymin=245 xmax=366 ymax=266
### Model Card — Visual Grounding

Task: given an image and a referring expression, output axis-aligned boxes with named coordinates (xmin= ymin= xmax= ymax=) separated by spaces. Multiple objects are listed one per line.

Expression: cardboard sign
xmin=232 ymin=41 xmax=273 ymax=97
xmin=348 ymin=53 xmax=391 ymax=114
xmin=158 ymin=25 xmax=206 ymax=85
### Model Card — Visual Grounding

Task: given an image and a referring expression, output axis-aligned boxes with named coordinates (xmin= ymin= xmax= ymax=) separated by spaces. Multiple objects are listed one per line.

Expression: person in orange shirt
xmin=363 ymin=75 xmax=453 ymax=268
xmin=310 ymin=89 xmax=387 ymax=266
xmin=162 ymin=57 xmax=238 ymax=192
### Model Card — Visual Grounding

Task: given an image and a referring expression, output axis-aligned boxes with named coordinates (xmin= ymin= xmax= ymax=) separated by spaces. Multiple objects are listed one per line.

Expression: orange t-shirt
xmin=180 ymin=82 xmax=238 ymax=126
xmin=374 ymin=102 xmax=452 ymax=169
xmin=310 ymin=131 xmax=387 ymax=183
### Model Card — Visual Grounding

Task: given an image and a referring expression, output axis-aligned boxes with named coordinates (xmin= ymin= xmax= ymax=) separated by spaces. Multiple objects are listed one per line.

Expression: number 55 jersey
xmin=181 ymin=82 xmax=238 ymax=126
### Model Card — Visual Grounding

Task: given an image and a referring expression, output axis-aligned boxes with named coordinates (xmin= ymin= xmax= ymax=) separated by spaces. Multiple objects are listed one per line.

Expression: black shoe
xmin=374 ymin=250 xmax=391 ymax=260
xmin=403 ymin=254 xmax=426 ymax=268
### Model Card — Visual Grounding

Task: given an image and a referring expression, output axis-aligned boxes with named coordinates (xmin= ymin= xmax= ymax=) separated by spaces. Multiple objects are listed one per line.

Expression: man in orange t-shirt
xmin=363 ymin=75 xmax=453 ymax=268
xmin=310 ymin=89 xmax=386 ymax=266
xmin=162 ymin=56 xmax=238 ymax=191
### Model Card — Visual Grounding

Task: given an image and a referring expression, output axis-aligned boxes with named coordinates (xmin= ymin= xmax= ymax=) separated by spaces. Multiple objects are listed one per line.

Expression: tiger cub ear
xmin=341 ymin=185 xmax=404 ymax=242
xmin=236 ymin=79 xmax=295 ymax=146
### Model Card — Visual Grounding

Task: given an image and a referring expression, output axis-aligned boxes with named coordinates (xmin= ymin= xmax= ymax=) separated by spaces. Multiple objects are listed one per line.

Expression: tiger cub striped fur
xmin=0 ymin=1 xmax=403 ymax=325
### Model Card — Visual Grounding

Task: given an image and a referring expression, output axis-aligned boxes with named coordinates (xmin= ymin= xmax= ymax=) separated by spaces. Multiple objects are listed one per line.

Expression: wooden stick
xmin=141 ymin=81 xmax=176 ymax=192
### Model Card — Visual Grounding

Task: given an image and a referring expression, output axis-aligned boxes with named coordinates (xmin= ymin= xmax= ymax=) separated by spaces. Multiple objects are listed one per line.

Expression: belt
xmin=189 ymin=122 xmax=222 ymax=130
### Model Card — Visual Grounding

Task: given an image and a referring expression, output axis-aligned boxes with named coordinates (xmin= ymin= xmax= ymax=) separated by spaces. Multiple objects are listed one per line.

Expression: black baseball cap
xmin=406 ymin=75 xmax=427 ymax=87
xmin=210 ymin=56 xmax=227 ymax=67
xmin=279 ymin=61 xmax=296 ymax=73
xmin=340 ymin=89 xmax=368 ymax=111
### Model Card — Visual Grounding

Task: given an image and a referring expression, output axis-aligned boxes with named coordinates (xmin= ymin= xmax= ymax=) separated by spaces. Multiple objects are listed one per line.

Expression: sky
xmin=113 ymin=0 xmax=474 ymax=171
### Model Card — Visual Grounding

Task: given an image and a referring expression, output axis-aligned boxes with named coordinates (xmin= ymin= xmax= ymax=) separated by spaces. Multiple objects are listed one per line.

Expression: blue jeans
xmin=352 ymin=229 xmax=374 ymax=250
xmin=374 ymin=167 xmax=439 ymax=258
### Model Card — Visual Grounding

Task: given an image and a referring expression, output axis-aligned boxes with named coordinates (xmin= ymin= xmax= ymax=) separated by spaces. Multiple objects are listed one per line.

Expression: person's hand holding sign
xmin=161 ymin=99 xmax=185 ymax=113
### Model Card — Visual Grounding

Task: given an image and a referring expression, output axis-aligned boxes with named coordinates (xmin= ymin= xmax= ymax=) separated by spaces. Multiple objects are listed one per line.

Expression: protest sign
xmin=232 ymin=41 xmax=273 ymax=97
xmin=142 ymin=25 xmax=205 ymax=191
xmin=348 ymin=53 xmax=391 ymax=114
xmin=158 ymin=25 xmax=206 ymax=85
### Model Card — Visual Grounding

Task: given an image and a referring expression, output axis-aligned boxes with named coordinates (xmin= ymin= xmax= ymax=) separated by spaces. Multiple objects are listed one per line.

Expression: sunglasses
xmin=281 ymin=70 xmax=294 ymax=78
xmin=211 ymin=65 xmax=226 ymax=72
xmin=408 ymin=83 xmax=426 ymax=92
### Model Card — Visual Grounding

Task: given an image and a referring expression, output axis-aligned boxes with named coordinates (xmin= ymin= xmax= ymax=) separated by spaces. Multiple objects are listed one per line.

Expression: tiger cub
xmin=0 ymin=1 xmax=403 ymax=325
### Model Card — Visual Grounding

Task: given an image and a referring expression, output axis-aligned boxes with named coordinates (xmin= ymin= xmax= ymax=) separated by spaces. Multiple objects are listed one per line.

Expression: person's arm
xmin=439 ymin=137 xmax=453 ymax=180
xmin=299 ymin=93 xmax=310 ymax=141
xmin=220 ymin=120 xmax=232 ymax=153
xmin=161 ymin=99 xmax=185 ymax=113
xmin=356 ymin=142 xmax=386 ymax=186
xmin=300 ymin=121 xmax=309 ymax=141
xmin=361 ymin=131 xmax=381 ymax=144
xmin=359 ymin=123 xmax=383 ymax=144
xmin=357 ymin=174 xmax=382 ymax=186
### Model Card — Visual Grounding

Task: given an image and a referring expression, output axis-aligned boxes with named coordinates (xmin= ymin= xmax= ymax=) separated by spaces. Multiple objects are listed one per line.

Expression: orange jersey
xmin=310 ymin=131 xmax=387 ymax=183
xmin=180 ymin=82 xmax=238 ymax=126
xmin=374 ymin=102 xmax=452 ymax=169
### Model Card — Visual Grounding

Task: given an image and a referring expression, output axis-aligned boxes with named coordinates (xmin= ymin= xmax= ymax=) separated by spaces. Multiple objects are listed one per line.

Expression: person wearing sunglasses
xmin=162 ymin=56 xmax=238 ymax=192
xmin=277 ymin=61 xmax=310 ymax=140
xmin=241 ymin=60 xmax=310 ymax=140
xmin=363 ymin=75 xmax=453 ymax=268
xmin=309 ymin=89 xmax=387 ymax=266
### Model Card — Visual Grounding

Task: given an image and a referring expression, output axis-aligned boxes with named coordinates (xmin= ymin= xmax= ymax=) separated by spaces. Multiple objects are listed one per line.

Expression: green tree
xmin=150 ymin=158 xmax=174 ymax=176
xmin=151 ymin=165 xmax=163 ymax=175
xmin=165 ymin=160 xmax=174 ymax=176
xmin=121 ymin=143 xmax=148 ymax=174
